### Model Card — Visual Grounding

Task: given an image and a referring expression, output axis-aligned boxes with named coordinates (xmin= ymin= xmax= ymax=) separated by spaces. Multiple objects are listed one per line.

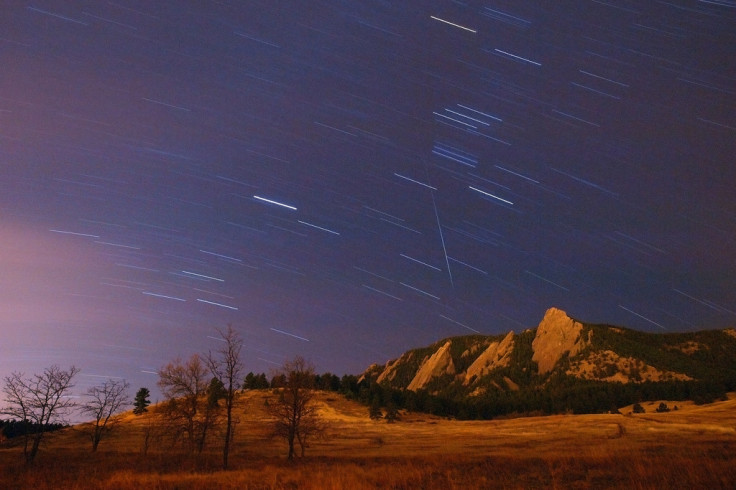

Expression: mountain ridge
xmin=359 ymin=307 xmax=736 ymax=415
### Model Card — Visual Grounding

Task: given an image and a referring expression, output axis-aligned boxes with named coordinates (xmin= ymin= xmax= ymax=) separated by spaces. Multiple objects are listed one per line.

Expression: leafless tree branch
xmin=80 ymin=378 xmax=130 ymax=451
xmin=1 ymin=365 xmax=79 ymax=463
xmin=205 ymin=324 xmax=244 ymax=469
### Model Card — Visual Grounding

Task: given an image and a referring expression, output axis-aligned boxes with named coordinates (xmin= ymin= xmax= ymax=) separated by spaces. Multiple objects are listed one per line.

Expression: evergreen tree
xmin=207 ymin=377 xmax=227 ymax=407
xmin=133 ymin=387 xmax=151 ymax=415
xmin=369 ymin=396 xmax=383 ymax=420
xmin=384 ymin=401 xmax=399 ymax=423
xmin=244 ymin=372 xmax=270 ymax=390
xmin=244 ymin=372 xmax=257 ymax=390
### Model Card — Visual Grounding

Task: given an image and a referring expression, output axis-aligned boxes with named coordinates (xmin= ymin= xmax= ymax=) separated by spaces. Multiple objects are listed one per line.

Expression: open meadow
xmin=2 ymin=392 xmax=735 ymax=489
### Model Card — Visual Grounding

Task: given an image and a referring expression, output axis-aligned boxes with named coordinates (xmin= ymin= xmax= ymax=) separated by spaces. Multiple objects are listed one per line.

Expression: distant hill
xmin=358 ymin=308 xmax=736 ymax=417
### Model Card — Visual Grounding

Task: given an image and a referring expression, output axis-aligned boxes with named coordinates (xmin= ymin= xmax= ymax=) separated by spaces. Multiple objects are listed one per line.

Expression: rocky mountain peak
xmin=532 ymin=307 xmax=589 ymax=374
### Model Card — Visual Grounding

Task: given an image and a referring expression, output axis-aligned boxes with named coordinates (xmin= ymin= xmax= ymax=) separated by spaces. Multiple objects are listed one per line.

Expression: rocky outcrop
xmin=376 ymin=351 xmax=413 ymax=385
xmin=407 ymin=341 xmax=455 ymax=391
xmin=464 ymin=331 xmax=515 ymax=384
xmin=360 ymin=307 xmax=735 ymax=404
xmin=666 ymin=341 xmax=705 ymax=355
xmin=568 ymin=350 xmax=692 ymax=383
xmin=532 ymin=307 xmax=589 ymax=374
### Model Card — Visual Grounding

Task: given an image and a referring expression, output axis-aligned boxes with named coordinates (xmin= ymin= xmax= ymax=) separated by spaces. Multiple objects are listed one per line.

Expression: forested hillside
xmin=352 ymin=308 xmax=736 ymax=418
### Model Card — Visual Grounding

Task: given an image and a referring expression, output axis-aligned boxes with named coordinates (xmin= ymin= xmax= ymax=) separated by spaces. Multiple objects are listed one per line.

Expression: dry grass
xmin=2 ymin=392 xmax=735 ymax=489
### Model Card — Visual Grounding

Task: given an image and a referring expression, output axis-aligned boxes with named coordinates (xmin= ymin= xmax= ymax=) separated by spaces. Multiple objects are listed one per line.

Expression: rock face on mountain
xmin=407 ymin=341 xmax=455 ymax=391
xmin=360 ymin=307 xmax=736 ymax=407
xmin=464 ymin=331 xmax=514 ymax=384
xmin=567 ymin=349 xmax=692 ymax=383
xmin=376 ymin=351 xmax=414 ymax=385
xmin=532 ymin=307 xmax=589 ymax=374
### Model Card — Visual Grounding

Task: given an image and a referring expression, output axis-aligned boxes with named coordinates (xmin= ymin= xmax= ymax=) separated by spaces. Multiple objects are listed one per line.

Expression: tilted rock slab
xmin=408 ymin=341 xmax=455 ymax=391
xmin=463 ymin=331 xmax=515 ymax=384
xmin=376 ymin=351 xmax=414 ymax=385
xmin=532 ymin=307 xmax=589 ymax=374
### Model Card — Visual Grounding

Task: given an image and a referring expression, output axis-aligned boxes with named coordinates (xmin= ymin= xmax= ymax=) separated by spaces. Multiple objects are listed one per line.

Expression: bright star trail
xmin=1 ymin=1 xmax=734 ymax=401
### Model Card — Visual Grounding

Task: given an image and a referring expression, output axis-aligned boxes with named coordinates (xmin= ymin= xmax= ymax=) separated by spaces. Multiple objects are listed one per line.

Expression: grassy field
xmin=2 ymin=392 xmax=735 ymax=489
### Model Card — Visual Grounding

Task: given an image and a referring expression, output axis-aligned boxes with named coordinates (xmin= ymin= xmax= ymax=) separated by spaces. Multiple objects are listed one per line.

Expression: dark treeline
xmin=244 ymin=369 xmax=732 ymax=420
xmin=348 ymin=377 xmax=730 ymax=419
xmin=0 ymin=419 xmax=66 ymax=439
xmin=245 ymin=371 xmax=343 ymax=392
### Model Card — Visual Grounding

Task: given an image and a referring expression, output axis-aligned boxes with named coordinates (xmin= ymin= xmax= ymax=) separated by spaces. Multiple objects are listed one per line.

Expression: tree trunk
xmin=298 ymin=433 xmax=306 ymax=458
xmin=197 ymin=424 xmax=207 ymax=455
xmin=142 ymin=426 xmax=151 ymax=456
xmin=223 ymin=407 xmax=231 ymax=469
xmin=92 ymin=430 xmax=101 ymax=452
xmin=223 ymin=434 xmax=230 ymax=469
xmin=287 ymin=430 xmax=295 ymax=460
xmin=28 ymin=434 xmax=43 ymax=463
xmin=22 ymin=432 xmax=30 ymax=463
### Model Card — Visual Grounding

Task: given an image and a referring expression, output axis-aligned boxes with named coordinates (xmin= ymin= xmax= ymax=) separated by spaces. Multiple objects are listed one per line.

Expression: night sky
xmin=2 ymin=1 xmax=735 ymax=399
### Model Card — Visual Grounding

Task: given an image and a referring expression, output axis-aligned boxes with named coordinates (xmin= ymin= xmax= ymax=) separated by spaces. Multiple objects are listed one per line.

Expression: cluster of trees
xmin=134 ymin=326 xmax=327 ymax=465
xmin=260 ymin=357 xmax=729 ymax=420
xmin=150 ymin=325 xmax=249 ymax=467
xmin=243 ymin=372 xmax=269 ymax=390
xmin=339 ymin=374 xmax=729 ymax=420
xmin=369 ymin=397 xmax=399 ymax=423
xmin=1 ymin=365 xmax=83 ymax=463
xmin=0 ymin=365 xmax=136 ymax=463
xmin=0 ymin=419 xmax=65 ymax=440
xmin=632 ymin=402 xmax=676 ymax=414
xmin=1 ymin=325 xmax=326 ymax=466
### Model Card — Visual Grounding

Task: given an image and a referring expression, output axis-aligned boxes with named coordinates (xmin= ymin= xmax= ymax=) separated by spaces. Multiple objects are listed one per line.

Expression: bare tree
xmin=158 ymin=354 xmax=218 ymax=454
xmin=206 ymin=324 xmax=244 ymax=469
xmin=80 ymin=378 xmax=130 ymax=451
xmin=1 ymin=365 xmax=79 ymax=463
xmin=266 ymin=356 xmax=323 ymax=460
xmin=295 ymin=404 xmax=326 ymax=458
xmin=141 ymin=416 xmax=155 ymax=456
xmin=140 ymin=411 xmax=165 ymax=456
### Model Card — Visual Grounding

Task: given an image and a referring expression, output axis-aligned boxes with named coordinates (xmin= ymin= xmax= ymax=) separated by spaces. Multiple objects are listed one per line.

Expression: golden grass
xmin=2 ymin=392 xmax=735 ymax=489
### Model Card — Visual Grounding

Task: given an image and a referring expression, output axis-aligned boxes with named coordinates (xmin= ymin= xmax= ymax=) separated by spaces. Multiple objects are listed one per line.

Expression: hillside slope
xmin=3 ymin=391 xmax=736 ymax=488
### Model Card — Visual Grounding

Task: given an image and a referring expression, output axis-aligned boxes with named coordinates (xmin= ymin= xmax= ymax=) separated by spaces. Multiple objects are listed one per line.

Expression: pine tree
xmin=384 ymin=401 xmax=399 ymax=423
xmin=133 ymin=387 xmax=151 ymax=415
xmin=369 ymin=396 xmax=383 ymax=420
xmin=244 ymin=372 xmax=257 ymax=390
xmin=207 ymin=377 xmax=227 ymax=407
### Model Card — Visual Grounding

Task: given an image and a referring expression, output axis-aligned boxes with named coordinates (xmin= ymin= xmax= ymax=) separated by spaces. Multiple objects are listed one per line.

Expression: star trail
xmin=1 ymin=1 xmax=734 ymax=398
